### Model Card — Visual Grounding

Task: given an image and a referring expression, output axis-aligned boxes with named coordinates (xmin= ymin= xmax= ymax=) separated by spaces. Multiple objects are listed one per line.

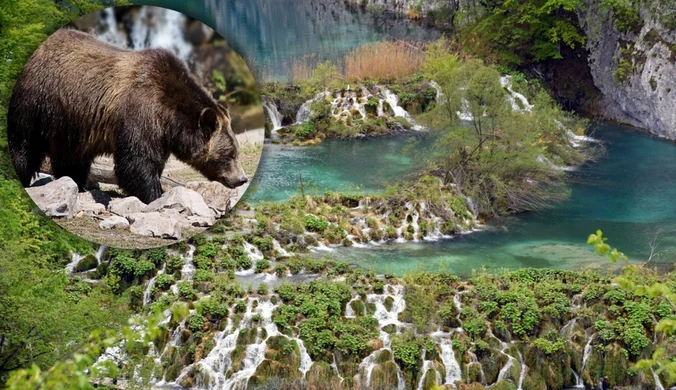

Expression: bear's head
xmin=181 ymin=101 xmax=248 ymax=189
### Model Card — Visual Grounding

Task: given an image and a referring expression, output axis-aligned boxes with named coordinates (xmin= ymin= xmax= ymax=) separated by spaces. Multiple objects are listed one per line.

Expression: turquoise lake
xmin=246 ymin=122 xmax=676 ymax=275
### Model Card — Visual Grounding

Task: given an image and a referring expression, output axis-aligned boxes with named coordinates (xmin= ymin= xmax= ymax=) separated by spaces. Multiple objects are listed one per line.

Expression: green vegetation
xmin=420 ymin=39 xmax=588 ymax=217
xmin=468 ymin=0 xmax=586 ymax=65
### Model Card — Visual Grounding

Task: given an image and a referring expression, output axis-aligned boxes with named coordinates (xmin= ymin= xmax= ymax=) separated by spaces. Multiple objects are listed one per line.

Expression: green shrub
xmin=305 ymin=215 xmax=329 ymax=232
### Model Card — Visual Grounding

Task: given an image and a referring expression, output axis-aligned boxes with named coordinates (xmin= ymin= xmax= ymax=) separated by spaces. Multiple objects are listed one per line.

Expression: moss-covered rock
xmin=74 ymin=254 xmax=98 ymax=272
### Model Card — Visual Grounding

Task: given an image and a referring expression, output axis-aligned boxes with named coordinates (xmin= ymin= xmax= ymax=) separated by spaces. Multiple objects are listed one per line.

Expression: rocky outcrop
xmin=578 ymin=1 xmax=676 ymax=138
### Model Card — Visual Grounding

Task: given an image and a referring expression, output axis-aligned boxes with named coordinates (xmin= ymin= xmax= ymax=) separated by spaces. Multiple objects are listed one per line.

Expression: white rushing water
xmin=417 ymin=349 xmax=442 ymax=390
xmin=517 ymin=351 xmax=527 ymax=390
xmin=93 ymin=7 xmax=193 ymax=61
xmin=438 ymin=338 xmax=463 ymax=387
xmin=66 ymin=245 xmax=107 ymax=274
xmin=354 ymin=284 xmax=408 ymax=390
xmin=576 ymin=334 xmax=595 ymax=388
xmin=236 ymin=242 xmax=264 ymax=276
xmin=143 ymin=264 xmax=166 ymax=306
xmin=262 ymin=97 xmax=283 ymax=133
xmin=500 ymin=76 xmax=534 ymax=113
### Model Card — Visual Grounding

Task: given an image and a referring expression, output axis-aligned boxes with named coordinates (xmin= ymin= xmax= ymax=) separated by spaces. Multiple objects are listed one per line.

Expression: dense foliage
xmin=419 ymin=39 xmax=588 ymax=218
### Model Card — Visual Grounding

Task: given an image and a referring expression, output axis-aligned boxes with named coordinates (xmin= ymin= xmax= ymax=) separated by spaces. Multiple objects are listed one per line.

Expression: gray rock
xmin=26 ymin=176 xmax=79 ymax=218
xmin=99 ymin=216 xmax=130 ymax=230
xmin=577 ymin=1 xmax=676 ymax=138
xmin=127 ymin=212 xmax=181 ymax=239
xmin=143 ymin=187 xmax=215 ymax=218
xmin=185 ymin=215 xmax=216 ymax=227
xmin=78 ymin=192 xmax=106 ymax=216
xmin=159 ymin=209 xmax=215 ymax=228
xmin=185 ymin=181 xmax=234 ymax=214
xmin=109 ymin=196 xmax=147 ymax=216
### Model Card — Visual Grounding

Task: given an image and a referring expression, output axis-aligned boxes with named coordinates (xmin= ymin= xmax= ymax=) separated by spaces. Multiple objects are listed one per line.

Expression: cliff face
xmin=578 ymin=1 xmax=676 ymax=138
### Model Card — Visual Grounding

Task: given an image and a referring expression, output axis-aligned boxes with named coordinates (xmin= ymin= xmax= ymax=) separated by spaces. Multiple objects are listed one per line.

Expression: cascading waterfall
xmin=576 ymin=334 xmax=595 ymax=388
xmin=537 ymin=154 xmax=576 ymax=172
xmin=437 ymin=338 xmax=463 ymax=387
xmin=237 ymin=242 xmax=264 ymax=276
xmin=377 ymin=86 xmax=424 ymax=130
xmin=93 ymin=7 xmax=193 ymax=61
xmin=417 ymin=349 xmax=442 ymax=390
xmin=66 ymin=245 xmax=107 ymax=274
xmin=652 ymin=369 xmax=666 ymax=390
xmin=355 ymin=284 xmax=407 ymax=390
xmin=181 ymin=245 xmax=197 ymax=281
xmin=296 ymin=91 xmax=329 ymax=124
xmin=517 ymin=351 xmax=527 ymax=390
xmin=143 ymin=264 xmax=166 ymax=305
xmin=500 ymin=76 xmax=534 ymax=112
xmin=555 ymin=120 xmax=598 ymax=148
xmin=262 ymin=97 xmax=283 ymax=135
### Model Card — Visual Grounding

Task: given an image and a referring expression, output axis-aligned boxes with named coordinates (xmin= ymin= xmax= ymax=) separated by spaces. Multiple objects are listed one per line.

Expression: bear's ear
xmin=199 ymin=108 xmax=219 ymax=138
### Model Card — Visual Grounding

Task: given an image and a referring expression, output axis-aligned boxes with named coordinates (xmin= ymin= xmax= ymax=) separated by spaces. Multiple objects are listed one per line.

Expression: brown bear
xmin=8 ymin=28 xmax=248 ymax=204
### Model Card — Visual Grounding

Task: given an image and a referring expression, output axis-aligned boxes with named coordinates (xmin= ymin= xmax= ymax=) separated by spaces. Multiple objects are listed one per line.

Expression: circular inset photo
xmin=7 ymin=6 xmax=264 ymax=248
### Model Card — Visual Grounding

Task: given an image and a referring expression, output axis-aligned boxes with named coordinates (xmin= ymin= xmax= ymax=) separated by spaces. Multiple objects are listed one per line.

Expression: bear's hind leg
xmin=114 ymin=155 xmax=164 ymax=204
xmin=51 ymin=159 xmax=92 ymax=191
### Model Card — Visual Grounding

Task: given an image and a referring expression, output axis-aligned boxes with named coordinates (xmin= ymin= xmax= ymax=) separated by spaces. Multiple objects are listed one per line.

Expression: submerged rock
xmin=26 ymin=176 xmax=80 ymax=218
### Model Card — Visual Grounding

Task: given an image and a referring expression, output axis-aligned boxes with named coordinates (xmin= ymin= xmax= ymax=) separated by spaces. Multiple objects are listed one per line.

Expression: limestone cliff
xmin=578 ymin=1 xmax=676 ymax=138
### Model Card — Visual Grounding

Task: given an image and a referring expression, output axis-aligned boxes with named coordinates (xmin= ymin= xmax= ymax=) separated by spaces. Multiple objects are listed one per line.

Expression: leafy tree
xmin=588 ymin=230 xmax=676 ymax=382
xmin=469 ymin=0 xmax=587 ymax=65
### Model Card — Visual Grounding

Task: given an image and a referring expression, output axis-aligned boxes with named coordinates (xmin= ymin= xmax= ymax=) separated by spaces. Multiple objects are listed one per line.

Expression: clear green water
xmin=244 ymin=135 xmax=428 ymax=203
xmin=247 ymin=123 xmax=676 ymax=275
xmin=139 ymin=0 xmax=440 ymax=80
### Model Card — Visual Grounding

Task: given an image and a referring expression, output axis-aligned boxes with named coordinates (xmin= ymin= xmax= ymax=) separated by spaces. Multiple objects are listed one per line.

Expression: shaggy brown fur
xmin=8 ymin=28 xmax=247 ymax=204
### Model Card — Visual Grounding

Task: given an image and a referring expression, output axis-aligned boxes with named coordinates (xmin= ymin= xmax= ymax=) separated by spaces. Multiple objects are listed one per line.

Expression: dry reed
xmin=345 ymin=41 xmax=423 ymax=82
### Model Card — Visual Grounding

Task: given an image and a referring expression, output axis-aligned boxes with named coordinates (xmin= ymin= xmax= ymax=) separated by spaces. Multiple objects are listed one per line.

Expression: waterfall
xmin=438 ymin=338 xmax=462 ymax=387
xmin=296 ymin=338 xmax=313 ymax=379
xmin=652 ymin=369 xmax=666 ymax=390
xmin=66 ymin=245 xmax=107 ymax=274
xmin=180 ymin=245 xmax=196 ymax=281
xmin=345 ymin=297 xmax=360 ymax=318
xmin=417 ymin=349 xmax=442 ymax=390
xmin=237 ymin=242 xmax=264 ymax=276
xmin=495 ymin=353 xmax=514 ymax=384
xmin=143 ymin=264 xmax=166 ymax=306
xmin=262 ymin=97 xmax=283 ymax=134
xmin=538 ymin=154 xmax=576 ymax=172
xmin=467 ymin=351 xmax=487 ymax=385
xmin=517 ymin=351 xmax=527 ymax=390
xmin=377 ymin=86 xmax=424 ymax=130
xmin=555 ymin=120 xmax=598 ymax=147
xmin=576 ymin=334 xmax=595 ymax=388
xmin=331 ymin=354 xmax=345 ymax=384
xmin=355 ymin=284 xmax=407 ymax=389
xmin=272 ymin=239 xmax=291 ymax=258
xmin=296 ymin=91 xmax=328 ymax=124
xmin=184 ymin=299 xmax=283 ymax=390
xmin=429 ymin=80 xmax=445 ymax=104
xmin=96 ymin=8 xmax=126 ymax=48
xmin=93 ymin=7 xmax=192 ymax=61
xmin=499 ymin=76 xmax=534 ymax=113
